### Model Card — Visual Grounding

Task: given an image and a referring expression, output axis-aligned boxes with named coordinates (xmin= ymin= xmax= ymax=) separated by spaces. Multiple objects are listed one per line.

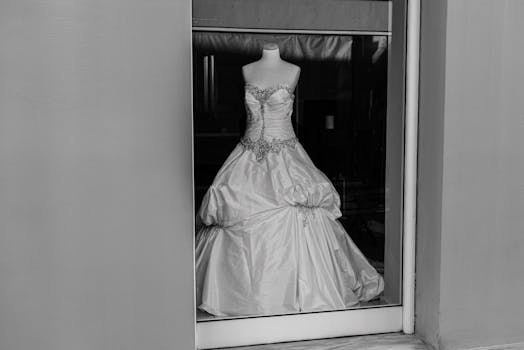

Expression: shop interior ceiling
xmin=192 ymin=0 xmax=391 ymax=33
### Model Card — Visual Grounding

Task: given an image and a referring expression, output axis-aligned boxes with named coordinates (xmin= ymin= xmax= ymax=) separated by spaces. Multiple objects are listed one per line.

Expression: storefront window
xmin=193 ymin=31 xmax=401 ymax=321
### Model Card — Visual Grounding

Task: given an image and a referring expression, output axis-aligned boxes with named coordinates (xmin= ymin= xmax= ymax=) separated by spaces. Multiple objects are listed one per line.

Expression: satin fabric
xmin=195 ymin=83 xmax=384 ymax=317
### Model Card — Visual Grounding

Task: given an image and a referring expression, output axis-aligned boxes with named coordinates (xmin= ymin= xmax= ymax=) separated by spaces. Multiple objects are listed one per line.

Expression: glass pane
xmin=193 ymin=32 xmax=402 ymax=321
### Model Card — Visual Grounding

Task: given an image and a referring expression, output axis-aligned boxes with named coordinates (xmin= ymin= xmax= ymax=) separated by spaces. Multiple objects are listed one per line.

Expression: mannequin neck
xmin=260 ymin=47 xmax=281 ymax=64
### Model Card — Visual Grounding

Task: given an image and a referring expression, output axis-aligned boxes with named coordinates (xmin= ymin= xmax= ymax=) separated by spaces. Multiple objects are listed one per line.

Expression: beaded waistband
xmin=239 ymin=136 xmax=298 ymax=162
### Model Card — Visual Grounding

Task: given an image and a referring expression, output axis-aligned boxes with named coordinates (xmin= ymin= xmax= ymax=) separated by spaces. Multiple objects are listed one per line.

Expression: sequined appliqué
xmin=245 ymin=83 xmax=295 ymax=102
xmin=240 ymin=136 xmax=298 ymax=162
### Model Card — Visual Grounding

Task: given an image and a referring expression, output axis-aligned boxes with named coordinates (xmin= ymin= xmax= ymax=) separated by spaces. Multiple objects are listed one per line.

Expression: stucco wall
xmin=0 ymin=1 xmax=195 ymax=349
xmin=415 ymin=0 xmax=447 ymax=347
xmin=439 ymin=1 xmax=524 ymax=349
xmin=417 ymin=1 xmax=524 ymax=349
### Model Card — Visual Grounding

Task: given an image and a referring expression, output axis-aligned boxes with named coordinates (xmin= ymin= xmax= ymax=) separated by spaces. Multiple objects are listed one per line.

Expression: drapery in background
xmin=193 ymin=31 xmax=388 ymax=63
xmin=193 ymin=31 xmax=353 ymax=61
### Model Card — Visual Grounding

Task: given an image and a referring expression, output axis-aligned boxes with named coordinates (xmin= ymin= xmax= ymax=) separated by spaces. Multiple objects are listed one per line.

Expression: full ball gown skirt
xmin=195 ymin=82 xmax=384 ymax=317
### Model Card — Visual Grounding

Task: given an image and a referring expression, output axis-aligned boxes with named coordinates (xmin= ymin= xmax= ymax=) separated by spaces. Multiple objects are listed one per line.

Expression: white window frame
xmin=192 ymin=0 xmax=420 ymax=347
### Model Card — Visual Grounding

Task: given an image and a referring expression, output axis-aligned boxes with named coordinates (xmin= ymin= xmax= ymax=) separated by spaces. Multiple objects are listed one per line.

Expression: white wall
xmin=415 ymin=0 xmax=447 ymax=346
xmin=417 ymin=1 xmax=524 ymax=349
xmin=439 ymin=1 xmax=524 ymax=349
xmin=0 ymin=1 xmax=195 ymax=349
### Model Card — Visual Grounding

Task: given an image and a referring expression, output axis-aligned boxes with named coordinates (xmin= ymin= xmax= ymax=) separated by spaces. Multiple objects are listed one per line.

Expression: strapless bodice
xmin=240 ymin=83 xmax=299 ymax=161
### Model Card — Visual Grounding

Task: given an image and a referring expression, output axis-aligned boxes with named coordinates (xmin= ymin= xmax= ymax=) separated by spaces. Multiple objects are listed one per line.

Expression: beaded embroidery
xmin=242 ymin=83 xmax=298 ymax=161
xmin=240 ymin=136 xmax=298 ymax=162
xmin=245 ymin=83 xmax=295 ymax=102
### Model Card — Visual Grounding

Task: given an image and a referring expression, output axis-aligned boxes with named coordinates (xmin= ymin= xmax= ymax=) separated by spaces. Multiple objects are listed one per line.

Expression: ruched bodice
xmin=241 ymin=83 xmax=298 ymax=161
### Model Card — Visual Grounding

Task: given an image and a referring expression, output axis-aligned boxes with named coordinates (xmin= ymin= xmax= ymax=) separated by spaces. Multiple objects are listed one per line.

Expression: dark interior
xmin=193 ymin=32 xmax=389 ymax=268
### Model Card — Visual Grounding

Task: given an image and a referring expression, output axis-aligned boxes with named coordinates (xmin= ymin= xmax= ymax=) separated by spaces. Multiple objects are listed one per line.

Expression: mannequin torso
xmin=242 ymin=43 xmax=300 ymax=90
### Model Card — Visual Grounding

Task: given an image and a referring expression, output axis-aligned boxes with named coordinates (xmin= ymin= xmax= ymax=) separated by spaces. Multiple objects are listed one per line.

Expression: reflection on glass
xmin=193 ymin=32 xmax=401 ymax=321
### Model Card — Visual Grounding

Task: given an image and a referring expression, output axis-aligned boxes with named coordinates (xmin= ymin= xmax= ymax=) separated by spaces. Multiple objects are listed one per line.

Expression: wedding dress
xmin=195 ymin=80 xmax=384 ymax=317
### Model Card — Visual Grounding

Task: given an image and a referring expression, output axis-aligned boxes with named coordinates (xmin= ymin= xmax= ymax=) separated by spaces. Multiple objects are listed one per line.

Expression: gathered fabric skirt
xmin=195 ymin=142 xmax=384 ymax=317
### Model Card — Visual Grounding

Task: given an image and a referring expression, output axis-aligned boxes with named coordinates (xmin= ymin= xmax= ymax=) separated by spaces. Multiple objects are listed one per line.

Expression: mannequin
xmin=242 ymin=43 xmax=300 ymax=90
xmin=195 ymin=43 xmax=384 ymax=318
